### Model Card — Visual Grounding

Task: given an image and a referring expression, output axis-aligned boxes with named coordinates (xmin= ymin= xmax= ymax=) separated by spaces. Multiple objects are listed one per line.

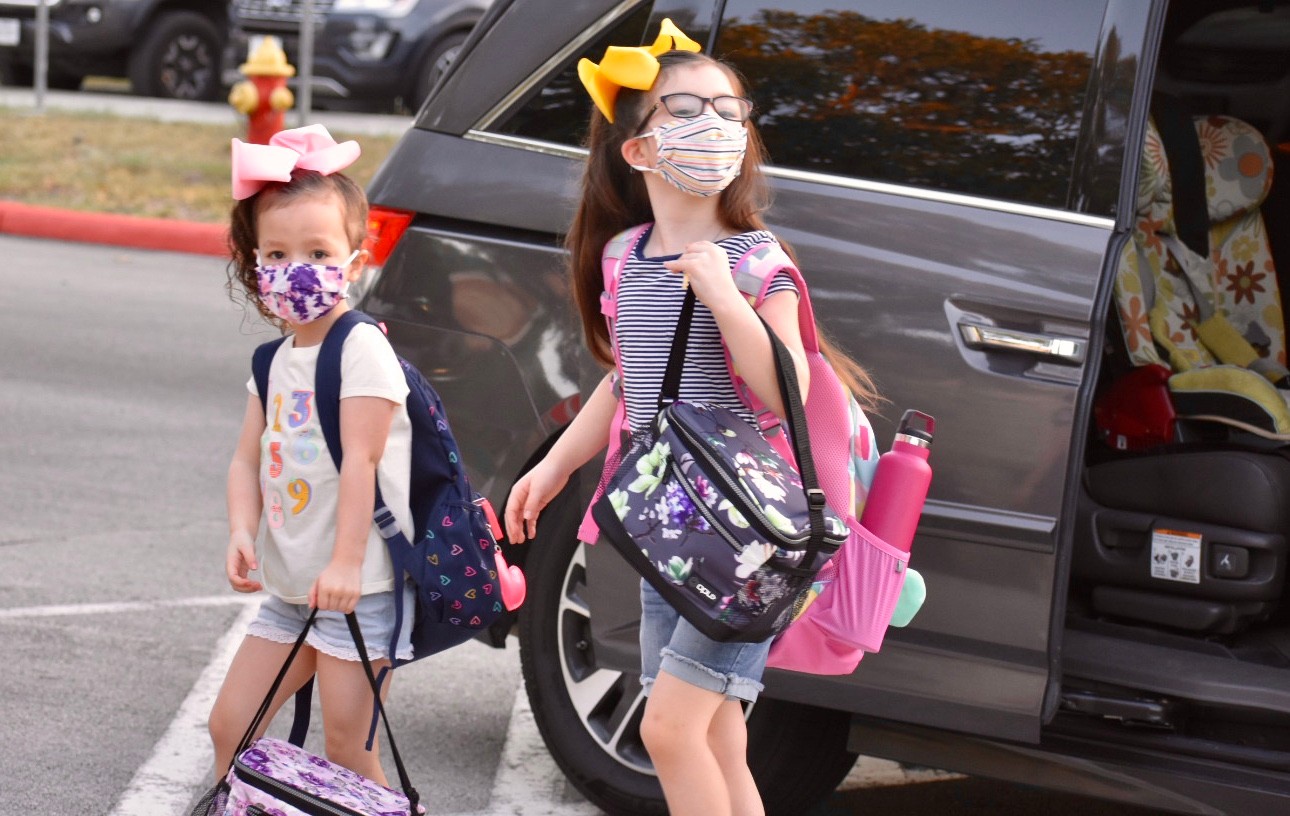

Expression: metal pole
xmin=33 ymin=0 xmax=48 ymax=112
xmin=296 ymin=0 xmax=315 ymax=125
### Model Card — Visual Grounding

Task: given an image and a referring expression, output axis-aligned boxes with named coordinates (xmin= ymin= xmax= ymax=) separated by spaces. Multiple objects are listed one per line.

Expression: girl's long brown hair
xmin=566 ymin=50 xmax=880 ymax=408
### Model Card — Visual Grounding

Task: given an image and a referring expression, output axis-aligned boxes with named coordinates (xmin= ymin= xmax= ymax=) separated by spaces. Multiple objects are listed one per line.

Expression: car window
xmin=715 ymin=0 xmax=1106 ymax=210
xmin=495 ymin=4 xmax=653 ymax=145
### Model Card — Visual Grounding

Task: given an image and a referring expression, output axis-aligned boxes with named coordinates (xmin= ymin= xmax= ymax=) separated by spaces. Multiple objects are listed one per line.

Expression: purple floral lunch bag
xmin=222 ymin=737 xmax=410 ymax=816
xmin=188 ymin=611 xmax=420 ymax=816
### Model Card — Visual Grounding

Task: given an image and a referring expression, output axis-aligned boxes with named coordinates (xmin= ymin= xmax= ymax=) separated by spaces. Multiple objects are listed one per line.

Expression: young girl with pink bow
xmin=505 ymin=19 xmax=877 ymax=816
xmin=208 ymin=125 xmax=416 ymax=787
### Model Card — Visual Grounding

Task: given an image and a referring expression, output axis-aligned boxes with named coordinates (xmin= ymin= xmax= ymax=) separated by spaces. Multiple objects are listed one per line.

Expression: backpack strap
xmin=251 ymin=335 xmax=290 ymax=414
xmin=727 ymin=241 xmax=823 ymax=435
xmin=577 ymin=225 xmax=651 ymax=546
xmin=290 ymin=309 xmax=406 ymax=749
xmin=600 ymin=223 xmax=652 ymax=364
xmin=315 ymin=309 xmax=382 ymax=471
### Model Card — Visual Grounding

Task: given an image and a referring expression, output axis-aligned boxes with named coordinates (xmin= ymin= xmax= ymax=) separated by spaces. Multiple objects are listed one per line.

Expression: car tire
xmin=519 ymin=512 xmax=859 ymax=816
xmin=128 ymin=11 xmax=223 ymax=101
xmin=409 ymin=30 xmax=468 ymax=113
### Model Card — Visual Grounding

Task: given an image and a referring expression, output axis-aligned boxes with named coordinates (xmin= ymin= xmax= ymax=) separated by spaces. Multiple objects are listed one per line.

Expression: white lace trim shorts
xmin=247 ymin=583 xmax=415 ymax=663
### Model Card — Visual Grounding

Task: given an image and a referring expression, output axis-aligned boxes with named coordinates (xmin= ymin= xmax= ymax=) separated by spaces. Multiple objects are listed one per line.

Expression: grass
xmin=0 ymin=108 xmax=400 ymax=223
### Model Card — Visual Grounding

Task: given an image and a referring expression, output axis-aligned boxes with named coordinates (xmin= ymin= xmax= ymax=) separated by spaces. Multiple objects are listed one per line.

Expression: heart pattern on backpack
xmin=410 ymin=499 xmax=522 ymax=631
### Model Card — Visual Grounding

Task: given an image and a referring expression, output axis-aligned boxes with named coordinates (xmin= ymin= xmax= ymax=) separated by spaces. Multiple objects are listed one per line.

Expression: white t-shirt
xmin=246 ymin=322 xmax=413 ymax=603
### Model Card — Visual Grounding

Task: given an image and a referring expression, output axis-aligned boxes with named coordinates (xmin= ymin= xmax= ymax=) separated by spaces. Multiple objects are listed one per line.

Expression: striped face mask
xmin=631 ymin=113 xmax=748 ymax=197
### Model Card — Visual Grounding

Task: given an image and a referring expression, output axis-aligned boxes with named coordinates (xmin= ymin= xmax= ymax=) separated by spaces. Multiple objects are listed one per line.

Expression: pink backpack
xmin=576 ymin=223 xmax=880 ymax=546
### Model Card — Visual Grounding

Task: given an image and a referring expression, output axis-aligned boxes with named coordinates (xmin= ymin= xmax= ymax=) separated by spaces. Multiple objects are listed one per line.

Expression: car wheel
xmin=410 ymin=31 xmax=467 ymax=113
xmin=128 ymin=11 xmax=222 ymax=101
xmin=519 ymin=519 xmax=860 ymax=816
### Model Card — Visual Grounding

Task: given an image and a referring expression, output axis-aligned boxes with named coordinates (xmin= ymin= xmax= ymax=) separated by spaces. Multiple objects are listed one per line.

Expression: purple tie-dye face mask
xmin=254 ymin=251 xmax=357 ymax=324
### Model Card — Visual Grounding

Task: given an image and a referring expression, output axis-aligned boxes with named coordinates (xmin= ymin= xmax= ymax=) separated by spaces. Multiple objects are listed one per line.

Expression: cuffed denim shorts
xmin=247 ymin=583 xmax=415 ymax=663
xmin=639 ymin=580 xmax=773 ymax=703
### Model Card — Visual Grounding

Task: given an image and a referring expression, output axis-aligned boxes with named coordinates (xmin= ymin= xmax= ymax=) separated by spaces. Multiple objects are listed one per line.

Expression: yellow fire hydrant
xmin=228 ymin=37 xmax=296 ymax=145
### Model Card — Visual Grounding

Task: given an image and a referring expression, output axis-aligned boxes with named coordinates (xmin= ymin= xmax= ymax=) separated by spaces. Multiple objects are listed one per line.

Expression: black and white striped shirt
xmin=615 ymin=228 xmax=798 ymax=432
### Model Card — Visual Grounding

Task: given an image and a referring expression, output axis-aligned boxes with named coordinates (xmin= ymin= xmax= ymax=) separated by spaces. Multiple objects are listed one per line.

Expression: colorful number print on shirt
xmin=262 ymin=389 xmax=320 ymax=524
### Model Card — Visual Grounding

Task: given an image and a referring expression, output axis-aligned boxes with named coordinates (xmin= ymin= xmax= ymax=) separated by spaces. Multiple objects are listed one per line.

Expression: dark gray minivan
xmin=358 ymin=1 xmax=1290 ymax=813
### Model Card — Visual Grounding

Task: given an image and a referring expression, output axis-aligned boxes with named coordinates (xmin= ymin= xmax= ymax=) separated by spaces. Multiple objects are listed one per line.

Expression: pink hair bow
xmin=231 ymin=124 xmax=361 ymax=200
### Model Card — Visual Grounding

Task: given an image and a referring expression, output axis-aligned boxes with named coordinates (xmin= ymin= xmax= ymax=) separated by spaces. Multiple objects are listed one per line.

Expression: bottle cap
xmin=898 ymin=409 xmax=935 ymax=443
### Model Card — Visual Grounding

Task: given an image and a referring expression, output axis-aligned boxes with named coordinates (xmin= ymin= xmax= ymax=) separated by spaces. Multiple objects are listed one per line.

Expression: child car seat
xmin=1077 ymin=110 xmax=1290 ymax=634
xmin=1110 ymin=110 xmax=1290 ymax=436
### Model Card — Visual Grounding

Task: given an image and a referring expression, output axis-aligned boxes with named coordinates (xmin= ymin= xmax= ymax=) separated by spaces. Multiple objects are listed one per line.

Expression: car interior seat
xmin=1108 ymin=104 xmax=1290 ymax=440
xmin=1076 ymin=102 xmax=1290 ymax=635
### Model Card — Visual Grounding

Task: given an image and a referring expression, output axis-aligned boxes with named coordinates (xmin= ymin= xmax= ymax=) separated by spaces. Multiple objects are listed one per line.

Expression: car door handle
xmin=958 ymin=322 xmax=1086 ymax=364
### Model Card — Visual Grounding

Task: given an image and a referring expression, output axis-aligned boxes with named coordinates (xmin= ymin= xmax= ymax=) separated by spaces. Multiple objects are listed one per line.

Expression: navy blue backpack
xmin=251 ymin=310 xmax=518 ymax=741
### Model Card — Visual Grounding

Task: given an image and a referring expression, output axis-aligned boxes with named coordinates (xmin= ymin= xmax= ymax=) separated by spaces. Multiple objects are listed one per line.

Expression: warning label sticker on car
xmin=1150 ymin=529 xmax=1201 ymax=584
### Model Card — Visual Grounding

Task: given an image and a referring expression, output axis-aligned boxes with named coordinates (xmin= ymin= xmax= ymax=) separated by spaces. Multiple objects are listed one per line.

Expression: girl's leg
xmin=708 ymin=698 xmax=764 ymax=816
xmin=316 ymin=651 xmax=392 ymax=785
xmin=208 ymin=635 xmax=318 ymax=781
xmin=641 ymin=670 xmax=732 ymax=816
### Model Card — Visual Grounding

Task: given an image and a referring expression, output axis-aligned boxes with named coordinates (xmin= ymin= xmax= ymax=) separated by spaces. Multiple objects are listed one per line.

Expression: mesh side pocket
xmin=596 ymin=429 xmax=655 ymax=497
xmin=188 ymin=780 xmax=230 ymax=816
xmin=817 ymin=522 xmax=909 ymax=653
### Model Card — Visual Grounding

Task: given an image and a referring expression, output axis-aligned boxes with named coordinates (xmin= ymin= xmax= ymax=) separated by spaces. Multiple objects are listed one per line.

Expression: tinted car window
xmin=496 ymin=4 xmax=653 ymax=145
xmin=715 ymin=0 xmax=1106 ymax=209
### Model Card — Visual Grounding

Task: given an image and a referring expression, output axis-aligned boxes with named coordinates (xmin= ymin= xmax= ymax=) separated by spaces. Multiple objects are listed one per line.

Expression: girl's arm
xmin=311 ymin=395 xmax=398 ymax=613
xmin=667 ymin=242 xmax=810 ymax=417
xmin=227 ymin=394 xmax=266 ymax=593
xmin=504 ymin=372 xmax=617 ymax=543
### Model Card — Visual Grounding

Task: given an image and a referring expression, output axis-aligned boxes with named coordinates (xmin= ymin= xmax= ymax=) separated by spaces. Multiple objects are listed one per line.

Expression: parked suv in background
xmin=224 ymin=0 xmax=489 ymax=113
xmin=0 ymin=0 xmax=226 ymax=98
xmin=358 ymin=0 xmax=1290 ymax=813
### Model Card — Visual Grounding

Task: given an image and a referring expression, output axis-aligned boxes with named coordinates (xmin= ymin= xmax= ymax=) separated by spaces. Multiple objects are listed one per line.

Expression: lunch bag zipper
xmin=234 ymin=761 xmax=373 ymax=816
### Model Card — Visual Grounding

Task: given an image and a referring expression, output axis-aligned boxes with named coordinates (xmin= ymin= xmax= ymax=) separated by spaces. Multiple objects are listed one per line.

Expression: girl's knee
xmin=641 ymin=704 xmax=701 ymax=758
xmin=207 ymin=702 xmax=241 ymax=750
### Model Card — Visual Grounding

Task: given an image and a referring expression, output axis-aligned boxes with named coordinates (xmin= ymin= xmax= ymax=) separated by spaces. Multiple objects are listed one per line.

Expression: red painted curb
xmin=0 ymin=200 xmax=228 ymax=257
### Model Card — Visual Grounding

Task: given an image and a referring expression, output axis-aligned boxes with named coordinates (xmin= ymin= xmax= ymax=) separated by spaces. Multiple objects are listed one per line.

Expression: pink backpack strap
xmin=728 ymin=241 xmax=821 ymax=435
xmin=578 ymin=224 xmax=651 ymax=545
xmin=731 ymin=242 xmax=821 ymax=352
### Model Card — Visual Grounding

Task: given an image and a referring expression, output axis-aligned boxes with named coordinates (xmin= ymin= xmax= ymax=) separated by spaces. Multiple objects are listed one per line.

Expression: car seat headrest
xmin=1137 ymin=119 xmax=1170 ymax=216
xmin=1199 ymin=115 xmax=1273 ymax=221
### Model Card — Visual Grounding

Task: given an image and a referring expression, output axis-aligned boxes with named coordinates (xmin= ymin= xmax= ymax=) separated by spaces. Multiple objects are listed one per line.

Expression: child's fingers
xmin=504 ymin=481 xmax=529 ymax=543
xmin=523 ymin=488 xmax=550 ymax=541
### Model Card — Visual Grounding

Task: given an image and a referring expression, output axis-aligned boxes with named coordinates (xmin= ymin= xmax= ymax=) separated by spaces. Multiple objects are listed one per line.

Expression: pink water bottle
xmin=859 ymin=410 xmax=934 ymax=552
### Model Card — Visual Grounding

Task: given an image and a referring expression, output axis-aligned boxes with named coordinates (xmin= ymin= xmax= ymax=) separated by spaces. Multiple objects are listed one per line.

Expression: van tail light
xmin=364 ymin=206 xmax=414 ymax=266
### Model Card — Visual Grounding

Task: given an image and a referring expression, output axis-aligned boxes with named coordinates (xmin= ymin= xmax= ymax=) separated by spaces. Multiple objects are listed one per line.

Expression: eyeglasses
xmin=635 ymin=93 xmax=754 ymax=132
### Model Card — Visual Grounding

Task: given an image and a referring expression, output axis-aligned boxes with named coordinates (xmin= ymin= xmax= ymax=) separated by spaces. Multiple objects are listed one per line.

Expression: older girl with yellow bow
xmin=505 ymin=19 xmax=874 ymax=816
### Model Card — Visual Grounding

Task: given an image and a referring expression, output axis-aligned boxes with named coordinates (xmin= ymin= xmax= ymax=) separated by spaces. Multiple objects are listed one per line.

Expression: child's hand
xmin=310 ymin=560 xmax=362 ymax=613
xmin=505 ymin=459 xmax=570 ymax=544
xmin=226 ymin=530 xmax=263 ymax=593
xmin=663 ymin=241 xmax=741 ymax=313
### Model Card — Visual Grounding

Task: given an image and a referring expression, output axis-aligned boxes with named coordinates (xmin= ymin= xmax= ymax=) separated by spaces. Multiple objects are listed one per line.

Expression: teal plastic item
xmin=890 ymin=567 xmax=926 ymax=627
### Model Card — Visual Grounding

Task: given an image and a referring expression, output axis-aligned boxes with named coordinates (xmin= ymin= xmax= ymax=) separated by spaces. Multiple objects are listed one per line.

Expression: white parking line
xmin=107 ymin=599 xmax=258 ymax=816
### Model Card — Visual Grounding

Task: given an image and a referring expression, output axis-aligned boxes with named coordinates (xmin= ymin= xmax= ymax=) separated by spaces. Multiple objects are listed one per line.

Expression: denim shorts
xmin=639 ymin=580 xmax=773 ymax=703
xmin=247 ymin=583 xmax=415 ymax=663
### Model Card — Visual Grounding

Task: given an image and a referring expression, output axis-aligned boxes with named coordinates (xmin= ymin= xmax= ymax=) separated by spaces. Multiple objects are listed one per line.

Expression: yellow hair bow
xmin=577 ymin=18 xmax=702 ymax=123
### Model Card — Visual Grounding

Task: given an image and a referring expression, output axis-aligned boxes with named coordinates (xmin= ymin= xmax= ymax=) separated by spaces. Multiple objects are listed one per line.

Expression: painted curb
xmin=0 ymin=200 xmax=228 ymax=257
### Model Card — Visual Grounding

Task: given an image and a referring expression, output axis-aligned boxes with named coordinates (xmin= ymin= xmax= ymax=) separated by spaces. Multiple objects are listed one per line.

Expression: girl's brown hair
xmin=226 ymin=169 xmax=369 ymax=330
xmin=565 ymin=50 xmax=879 ymax=407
